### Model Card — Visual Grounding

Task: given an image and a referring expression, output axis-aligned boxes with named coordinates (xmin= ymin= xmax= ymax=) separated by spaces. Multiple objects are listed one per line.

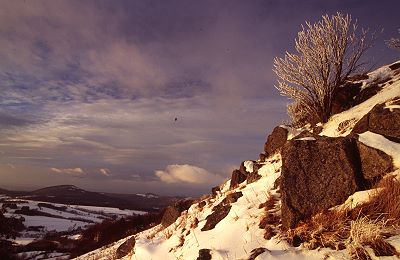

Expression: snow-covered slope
xmin=320 ymin=62 xmax=400 ymax=137
xmin=78 ymin=155 xmax=342 ymax=260
xmin=75 ymin=61 xmax=400 ymax=260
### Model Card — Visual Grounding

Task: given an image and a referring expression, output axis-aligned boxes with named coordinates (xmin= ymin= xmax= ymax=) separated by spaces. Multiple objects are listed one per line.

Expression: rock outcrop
xmin=356 ymin=141 xmax=393 ymax=180
xmin=351 ymin=100 xmax=400 ymax=142
xmin=280 ymin=137 xmax=363 ymax=229
xmin=230 ymin=161 xmax=260 ymax=188
xmin=201 ymin=192 xmax=242 ymax=231
xmin=161 ymin=199 xmax=194 ymax=228
xmin=115 ymin=236 xmax=135 ymax=259
xmin=264 ymin=126 xmax=288 ymax=157
xmin=230 ymin=169 xmax=247 ymax=189
xmin=196 ymin=249 xmax=212 ymax=260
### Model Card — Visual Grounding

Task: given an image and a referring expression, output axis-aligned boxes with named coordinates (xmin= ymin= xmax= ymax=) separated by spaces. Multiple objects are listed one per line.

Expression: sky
xmin=0 ymin=0 xmax=399 ymax=196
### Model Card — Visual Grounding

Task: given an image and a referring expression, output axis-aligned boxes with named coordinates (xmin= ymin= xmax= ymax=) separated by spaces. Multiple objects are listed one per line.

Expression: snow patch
xmin=244 ymin=160 xmax=254 ymax=173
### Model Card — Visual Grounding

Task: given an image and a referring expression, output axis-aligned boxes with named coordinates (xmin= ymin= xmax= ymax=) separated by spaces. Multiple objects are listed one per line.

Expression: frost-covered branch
xmin=386 ymin=29 xmax=400 ymax=50
xmin=274 ymin=13 xmax=374 ymax=125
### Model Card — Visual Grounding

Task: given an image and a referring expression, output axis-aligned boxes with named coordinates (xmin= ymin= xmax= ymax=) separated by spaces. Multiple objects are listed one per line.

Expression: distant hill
xmin=0 ymin=184 xmax=182 ymax=212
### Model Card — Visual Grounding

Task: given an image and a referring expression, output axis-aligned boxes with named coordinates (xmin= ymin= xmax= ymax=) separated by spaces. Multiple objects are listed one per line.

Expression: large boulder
xmin=264 ymin=126 xmax=288 ymax=157
xmin=115 ymin=236 xmax=135 ymax=259
xmin=357 ymin=141 xmax=393 ymax=180
xmin=280 ymin=137 xmax=363 ymax=229
xmin=351 ymin=100 xmax=400 ymax=142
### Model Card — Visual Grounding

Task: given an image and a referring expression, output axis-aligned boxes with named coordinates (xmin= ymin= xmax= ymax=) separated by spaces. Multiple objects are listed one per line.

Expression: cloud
xmin=155 ymin=164 xmax=224 ymax=184
xmin=50 ymin=167 xmax=85 ymax=176
xmin=99 ymin=168 xmax=111 ymax=177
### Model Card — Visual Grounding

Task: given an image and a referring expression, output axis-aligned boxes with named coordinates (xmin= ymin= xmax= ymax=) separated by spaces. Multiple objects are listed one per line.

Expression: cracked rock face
xmin=351 ymin=100 xmax=400 ymax=142
xmin=280 ymin=137 xmax=362 ymax=229
xmin=356 ymin=141 xmax=393 ymax=180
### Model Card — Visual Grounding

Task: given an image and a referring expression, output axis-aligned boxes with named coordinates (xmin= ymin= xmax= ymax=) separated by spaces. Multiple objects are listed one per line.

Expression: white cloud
xmin=51 ymin=167 xmax=85 ymax=176
xmin=155 ymin=164 xmax=224 ymax=184
xmin=99 ymin=168 xmax=111 ymax=176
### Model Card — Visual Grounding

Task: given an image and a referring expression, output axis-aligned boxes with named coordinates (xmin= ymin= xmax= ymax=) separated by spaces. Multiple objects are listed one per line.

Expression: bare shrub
xmin=274 ymin=13 xmax=374 ymax=125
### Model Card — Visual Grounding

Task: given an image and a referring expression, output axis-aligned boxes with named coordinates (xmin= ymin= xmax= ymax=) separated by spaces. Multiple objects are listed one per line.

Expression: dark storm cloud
xmin=0 ymin=0 xmax=399 ymax=195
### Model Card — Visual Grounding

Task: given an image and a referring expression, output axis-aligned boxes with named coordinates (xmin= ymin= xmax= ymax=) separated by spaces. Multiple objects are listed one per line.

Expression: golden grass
xmin=283 ymin=176 xmax=400 ymax=258
xmin=351 ymin=176 xmax=400 ymax=226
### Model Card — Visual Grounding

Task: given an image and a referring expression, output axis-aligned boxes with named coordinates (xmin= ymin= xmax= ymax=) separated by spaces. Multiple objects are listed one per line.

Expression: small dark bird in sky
xmin=174 ymin=117 xmax=178 ymax=122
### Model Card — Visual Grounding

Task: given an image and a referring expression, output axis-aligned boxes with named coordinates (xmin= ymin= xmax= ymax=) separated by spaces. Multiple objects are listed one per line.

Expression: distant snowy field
xmin=0 ymin=198 xmax=146 ymax=244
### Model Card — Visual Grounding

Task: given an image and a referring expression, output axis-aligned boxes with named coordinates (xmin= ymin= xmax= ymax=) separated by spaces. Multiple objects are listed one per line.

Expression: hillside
xmin=0 ymin=185 xmax=182 ymax=212
xmin=77 ymin=61 xmax=400 ymax=260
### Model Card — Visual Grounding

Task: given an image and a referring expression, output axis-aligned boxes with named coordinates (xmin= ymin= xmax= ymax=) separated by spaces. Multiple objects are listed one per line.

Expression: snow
xmin=358 ymin=131 xmax=400 ymax=168
xmin=333 ymin=189 xmax=378 ymax=212
xmin=136 ymin=193 xmax=158 ymax=198
xmin=244 ymin=160 xmax=254 ymax=173
xmin=22 ymin=215 xmax=88 ymax=232
xmin=362 ymin=66 xmax=393 ymax=88
xmin=280 ymin=125 xmax=307 ymax=140
xmin=296 ymin=137 xmax=316 ymax=141
xmin=68 ymin=234 xmax=82 ymax=240
xmin=69 ymin=204 xmax=146 ymax=216
xmin=14 ymin=237 xmax=36 ymax=245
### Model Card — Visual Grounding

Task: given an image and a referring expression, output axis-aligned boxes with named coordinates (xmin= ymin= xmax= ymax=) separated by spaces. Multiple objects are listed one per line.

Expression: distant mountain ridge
xmin=0 ymin=184 xmax=182 ymax=212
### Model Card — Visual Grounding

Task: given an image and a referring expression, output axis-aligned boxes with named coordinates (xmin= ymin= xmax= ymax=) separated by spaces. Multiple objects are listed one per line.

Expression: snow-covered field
xmin=0 ymin=198 xmax=146 ymax=245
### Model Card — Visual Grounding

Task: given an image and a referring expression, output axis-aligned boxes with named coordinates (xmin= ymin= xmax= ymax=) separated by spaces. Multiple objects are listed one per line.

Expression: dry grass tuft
xmin=264 ymin=225 xmax=277 ymax=240
xmin=351 ymin=176 xmax=400 ymax=226
xmin=284 ymin=210 xmax=349 ymax=250
xmin=259 ymin=193 xmax=277 ymax=210
xmin=345 ymin=216 xmax=388 ymax=259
